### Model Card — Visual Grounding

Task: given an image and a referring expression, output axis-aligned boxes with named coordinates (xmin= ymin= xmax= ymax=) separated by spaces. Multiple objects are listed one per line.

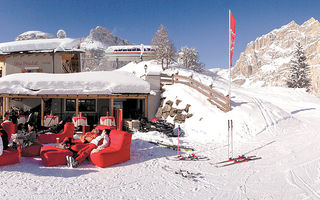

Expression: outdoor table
xmin=72 ymin=114 xmax=88 ymax=135
xmin=44 ymin=115 xmax=59 ymax=127
xmin=100 ymin=116 xmax=116 ymax=126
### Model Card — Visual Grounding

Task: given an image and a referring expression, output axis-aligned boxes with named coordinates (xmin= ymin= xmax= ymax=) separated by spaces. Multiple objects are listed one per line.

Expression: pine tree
xmin=178 ymin=46 xmax=205 ymax=72
xmin=286 ymin=43 xmax=311 ymax=90
xmin=151 ymin=25 xmax=176 ymax=70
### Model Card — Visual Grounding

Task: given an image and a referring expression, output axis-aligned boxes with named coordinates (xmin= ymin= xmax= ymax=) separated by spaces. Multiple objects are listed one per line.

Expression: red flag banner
xmin=229 ymin=10 xmax=236 ymax=67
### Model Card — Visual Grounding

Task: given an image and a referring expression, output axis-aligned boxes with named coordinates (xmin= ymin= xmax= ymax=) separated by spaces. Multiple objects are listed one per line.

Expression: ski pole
xmin=228 ymin=120 xmax=230 ymax=159
xmin=231 ymin=120 xmax=233 ymax=158
xmin=177 ymin=125 xmax=180 ymax=156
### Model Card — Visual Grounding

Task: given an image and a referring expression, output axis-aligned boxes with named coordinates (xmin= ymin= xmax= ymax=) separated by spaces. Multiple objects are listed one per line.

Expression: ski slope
xmin=1 ymin=61 xmax=320 ymax=199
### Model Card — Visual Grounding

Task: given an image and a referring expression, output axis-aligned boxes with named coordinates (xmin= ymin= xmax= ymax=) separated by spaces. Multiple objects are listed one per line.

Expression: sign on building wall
xmin=21 ymin=66 xmax=43 ymax=73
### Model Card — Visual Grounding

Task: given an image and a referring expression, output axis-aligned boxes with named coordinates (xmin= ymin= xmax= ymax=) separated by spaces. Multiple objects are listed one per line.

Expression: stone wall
xmin=155 ymin=99 xmax=193 ymax=124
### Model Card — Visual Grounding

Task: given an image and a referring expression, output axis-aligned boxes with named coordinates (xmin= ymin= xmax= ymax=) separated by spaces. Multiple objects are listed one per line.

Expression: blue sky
xmin=0 ymin=0 xmax=320 ymax=69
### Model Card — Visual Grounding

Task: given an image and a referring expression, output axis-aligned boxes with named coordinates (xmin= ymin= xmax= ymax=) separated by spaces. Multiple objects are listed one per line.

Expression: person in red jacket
xmin=66 ymin=129 xmax=111 ymax=168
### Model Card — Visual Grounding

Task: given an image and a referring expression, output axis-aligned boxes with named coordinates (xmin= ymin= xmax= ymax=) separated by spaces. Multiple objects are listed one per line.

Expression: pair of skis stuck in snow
xmin=213 ymin=155 xmax=262 ymax=168
xmin=213 ymin=120 xmax=262 ymax=167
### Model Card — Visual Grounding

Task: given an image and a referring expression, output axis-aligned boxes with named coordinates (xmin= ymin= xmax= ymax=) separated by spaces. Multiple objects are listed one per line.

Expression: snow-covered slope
xmin=1 ymin=61 xmax=320 ymax=199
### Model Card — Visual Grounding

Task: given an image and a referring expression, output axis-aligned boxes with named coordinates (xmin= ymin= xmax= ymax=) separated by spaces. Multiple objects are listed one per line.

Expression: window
xmin=66 ymin=99 xmax=76 ymax=111
xmin=65 ymin=99 xmax=96 ymax=112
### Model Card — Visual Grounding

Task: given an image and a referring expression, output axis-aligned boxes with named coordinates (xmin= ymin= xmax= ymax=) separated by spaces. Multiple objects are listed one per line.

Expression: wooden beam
xmin=5 ymin=97 xmax=9 ymax=112
xmin=144 ymin=96 xmax=148 ymax=118
xmin=110 ymin=98 xmax=114 ymax=116
xmin=41 ymin=99 xmax=44 ymax=126
xmin=75 ymin=98 xmax=79 ymax=117
xmin=2 ymin=97 xmax=5 ymax=117
xmin=0 ymin=94 xmax=149 ymax=99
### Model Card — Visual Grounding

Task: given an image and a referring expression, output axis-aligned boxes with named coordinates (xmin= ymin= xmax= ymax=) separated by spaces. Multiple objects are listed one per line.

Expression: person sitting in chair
xmin=0 ymin=125 xmax=9 ymax=156
xmin=12 ymin=123 xmax=37 ymax=149
xmin=66 ymin=129 xmax=111 ymax=168
xmin=38 ymin=120 xmax=66 ymax=134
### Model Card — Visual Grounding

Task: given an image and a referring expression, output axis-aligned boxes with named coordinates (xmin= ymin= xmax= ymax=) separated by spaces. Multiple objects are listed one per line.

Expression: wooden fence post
xmin=41 ymin=98 xmax=44 ymax=126
xmin=75 ymin=98 xmax=79 ymax=117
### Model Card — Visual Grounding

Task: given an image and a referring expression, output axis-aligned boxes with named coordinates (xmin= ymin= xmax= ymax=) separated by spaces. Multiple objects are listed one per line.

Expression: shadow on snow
xmin=0 ymin=138 xmax=176 ymax=177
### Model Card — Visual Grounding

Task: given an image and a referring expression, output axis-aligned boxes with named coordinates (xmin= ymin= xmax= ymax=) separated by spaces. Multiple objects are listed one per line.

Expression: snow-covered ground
xmin=1 ymin=61 xmax=320 ymax=199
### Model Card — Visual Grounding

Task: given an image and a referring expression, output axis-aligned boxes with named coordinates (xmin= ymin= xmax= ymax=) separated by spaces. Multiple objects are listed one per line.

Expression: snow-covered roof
xmin=0 ymin=38 xmax=84 ymax=55
xmin=0 ymin=71 xmax=150 ymax=96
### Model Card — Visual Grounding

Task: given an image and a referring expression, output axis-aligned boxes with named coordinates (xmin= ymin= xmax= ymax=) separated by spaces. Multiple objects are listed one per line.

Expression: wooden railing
xmin=160 ymin=73 xmax=231 ymax=112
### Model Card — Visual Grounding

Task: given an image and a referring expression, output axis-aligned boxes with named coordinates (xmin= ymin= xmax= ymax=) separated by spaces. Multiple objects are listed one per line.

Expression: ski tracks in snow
xmin=289 ymin=169 xmax=320 ymax=199
xmin=251 ymin=97 xmax=292 ymax=136
xmin=252 ymin=97 xmax=276 ymax=128
xmin=288 ymin=158 xmax=320 ymax=199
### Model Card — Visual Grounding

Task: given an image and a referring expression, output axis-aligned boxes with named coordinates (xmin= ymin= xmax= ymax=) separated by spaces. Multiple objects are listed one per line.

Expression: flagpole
xmin=228 ymin=9 xmax=231 ymax=97
xmin=228 ymin=10 xmax=231 ymax=159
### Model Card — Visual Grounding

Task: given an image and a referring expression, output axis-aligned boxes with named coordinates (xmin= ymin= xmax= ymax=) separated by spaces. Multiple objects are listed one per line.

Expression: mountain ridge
xmin=232 ymin=17 xmax=320 ymax=95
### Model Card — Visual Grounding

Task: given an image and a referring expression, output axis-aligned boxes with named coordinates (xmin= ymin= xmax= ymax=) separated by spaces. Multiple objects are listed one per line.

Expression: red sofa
xmin=0 ymin=148 xmax=19 ymax=166
xmin=90 ymin=130 xmax=132 ymax=168
xmin=38 ymin=122 xmax=74 ymax=144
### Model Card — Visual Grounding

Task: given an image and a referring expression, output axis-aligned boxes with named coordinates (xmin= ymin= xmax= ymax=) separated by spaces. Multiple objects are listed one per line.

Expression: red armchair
xmin=90 ymin=130 xmax=132 ymax=168
xmin=1 ymin=121 xmax=15 ymax=141
xmin=38 ymin=122 xmax=74 ymax=144
xmin=0 ymin=148 xmax=19 ymax=166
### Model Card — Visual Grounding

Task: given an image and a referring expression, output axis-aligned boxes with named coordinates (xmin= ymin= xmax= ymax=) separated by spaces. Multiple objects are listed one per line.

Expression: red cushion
xmin=19 ymin=141 xmax=43 ymax=157
xmin=0 ymin=148 xmax=19 ymax=166
xmin=90 ymin=130 xmax=132 ymax=168
xmin=40 ymin=146 xmax=73 ymax=167
xmin=38 ymin=122 xmax=74 ymax=144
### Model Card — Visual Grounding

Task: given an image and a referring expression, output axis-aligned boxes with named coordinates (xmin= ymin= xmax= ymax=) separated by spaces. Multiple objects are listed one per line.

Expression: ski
xmin=149 ymin=141 xmax=195 ymax=152
xmin=213 ymin=155 xmax=248 ymax=165
xmin=166 ymin=154 xmax=209 ymax=161
xmin=216 ymin=156 xmax=261 ymax=168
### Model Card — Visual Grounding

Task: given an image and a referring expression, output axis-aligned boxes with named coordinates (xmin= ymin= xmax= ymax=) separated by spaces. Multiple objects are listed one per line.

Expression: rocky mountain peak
xmin=232 ymin=18 xmax=320 ymax=96
xmin=81 ymin=25 xmax=131 ymax=50
xmin=80 ymin=25 xmax=132 ymax=71
xmin=301 ymin=17 xmax=318 ymax=26
xmin=286 ymin=20 xmax=298 ymax=27
xmin=87 ymin=26 xmax=112 ymax=40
